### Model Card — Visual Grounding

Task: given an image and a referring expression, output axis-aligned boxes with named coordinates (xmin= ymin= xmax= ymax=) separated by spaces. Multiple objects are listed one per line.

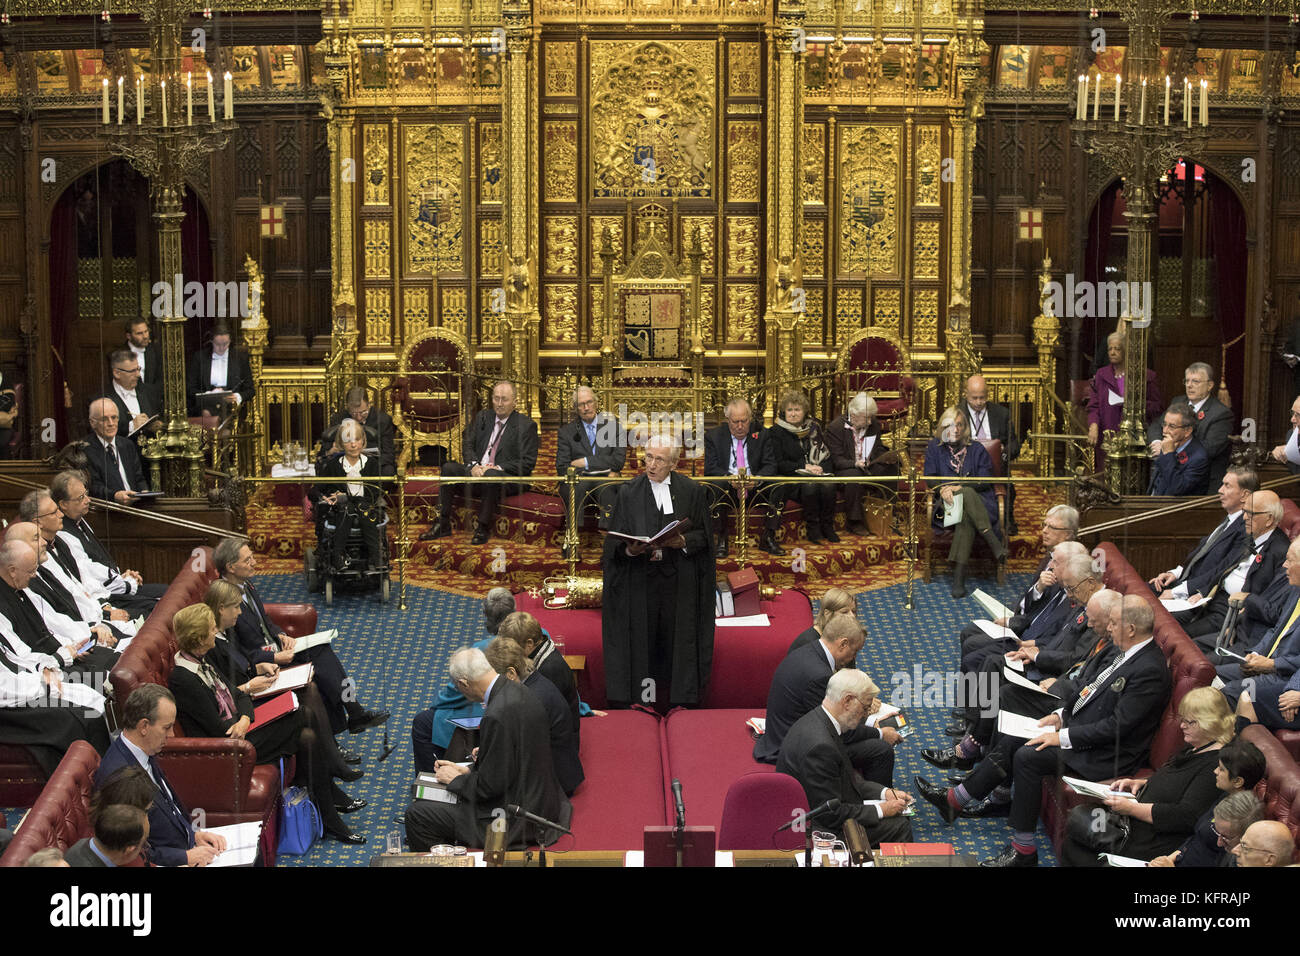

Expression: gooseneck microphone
xmin=775 ymin=798 xmax=842 ymax=833
xmin=671 ymin=778 xmax=686 ymax=830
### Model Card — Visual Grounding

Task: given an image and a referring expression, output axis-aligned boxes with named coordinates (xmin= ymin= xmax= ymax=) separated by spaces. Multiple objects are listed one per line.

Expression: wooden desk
xmin=1078 ymin=495 xmax=1223 ymax=580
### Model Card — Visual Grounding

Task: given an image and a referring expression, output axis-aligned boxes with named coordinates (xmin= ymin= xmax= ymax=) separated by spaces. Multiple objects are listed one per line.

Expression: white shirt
xmin=209 ymin=350 xmax=242 ymax=405
xmin=1189 ymin=397 xmax=1207 ymax=415
xmin=1058 ymin=636 xmax=1154 ymax=750
xmin=342 ymin=454 xmax=367 ymax=498
xmin=113 ymin=382 xmax=141 ymax=419
xmin=818 ymin=639 xmax=836 ymax=673
xmin=1221 ymin=530 xmax=1276 ymax=597
xmin=121 ymin=733 xmax=167 ymax=792
xmin=649 ymin=473 xmax=673 ymax=514
xmin=129 ymin=342 xmax=147 ymax=379
xmin=100 ymin=436 xmax=132 ymax=492
xmin=56 ymin=528 xmax=136 ymax=597
xmin=1168 ymin=510 xmax=1243 ymax=597
xmin=966 ymin=404 xmax=990 ymax=440
xmin=820 ymin=704 xmax=845 ymax=736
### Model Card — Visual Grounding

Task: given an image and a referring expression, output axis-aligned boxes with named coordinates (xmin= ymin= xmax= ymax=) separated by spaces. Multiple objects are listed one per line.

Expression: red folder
xmin=727 ymin=567 xmax=761 ymax=617
xmin=249 ymin=691 xmax=297 ymax=730
xmin=878 ymin=842 xmax=954 ymax=856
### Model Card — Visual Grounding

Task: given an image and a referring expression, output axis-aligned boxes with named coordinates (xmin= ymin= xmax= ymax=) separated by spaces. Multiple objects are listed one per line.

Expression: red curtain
xmin=1207 ymin=174 xmax=1247 ymax=412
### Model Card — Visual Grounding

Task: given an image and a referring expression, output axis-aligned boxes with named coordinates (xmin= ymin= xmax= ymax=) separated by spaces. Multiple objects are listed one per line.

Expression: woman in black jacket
xmin=1148 ymin=738 xmax=1268 ymax=866
xmin=765 ymin=389 xmax=838 ymax=544
xmin=1060 ymin=687 xmax=1236 ymax=866
xmin=167 ymin=603 xmax=365 ymax=845
xmin=312 ymin=417 xmax=386 ymax=571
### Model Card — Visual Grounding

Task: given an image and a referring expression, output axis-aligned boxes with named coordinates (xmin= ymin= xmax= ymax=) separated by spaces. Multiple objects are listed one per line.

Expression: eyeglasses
xmin=1177 ymin=716 xmax=1199 ymax=727
xmin=1042 ymin=522 xmax=1070 ymax=532
xmin=37 ymin=509 xmax=60 ymax=519
xmin=113 ymin=366 xmax=140 ymax=374
xmin=1235 ymin=842 xmax=1268 ymax=856
xmin=1242 ymin=510 xmax=1271 ymax=517
xmin=645 ymin=454 xmax=673 ymax=465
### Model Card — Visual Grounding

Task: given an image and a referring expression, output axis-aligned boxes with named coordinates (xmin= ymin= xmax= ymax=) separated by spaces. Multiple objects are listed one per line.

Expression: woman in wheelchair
xmin=313 ymin=417 xmax=386 ymax=573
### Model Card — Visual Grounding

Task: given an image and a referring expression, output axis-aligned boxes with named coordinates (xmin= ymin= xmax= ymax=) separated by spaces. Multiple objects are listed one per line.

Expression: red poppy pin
xmin=1197 ymin=410 xmax=1205 ymax=420
xmin=750 ymin=431 xmax=759 ymax=441
xmin=1077 ymin=612 xmax=1086 ymax=625
xmin=1255 ymin=554 xmax=1263 ymax=564
xmin=1177 ymin=451 xmax=1188 ymax=465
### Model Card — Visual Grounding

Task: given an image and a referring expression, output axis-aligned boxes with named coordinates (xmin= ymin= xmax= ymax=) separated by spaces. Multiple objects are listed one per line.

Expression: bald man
xmin=83 ymin=398 xmax=150 ymax=504
xmin=554 ymin=387 xmax=626 ymax=555
xmin=1232 ymin=820 xmax=1295 ymax=868
xmin=962 ymin=375 xmax=1021 ymax=533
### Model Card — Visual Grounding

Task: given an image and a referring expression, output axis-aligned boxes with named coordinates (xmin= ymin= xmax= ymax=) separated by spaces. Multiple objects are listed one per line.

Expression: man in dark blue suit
xmin=83 ymin=398 xmax=150 ymax=504
xmin=1148 ymin=466 xmax=1256 ymax=599
xmin=704 ymin=398 xmax=783 ymax=557
xmin=1147 ymin=361 xmax=1234 ymax=490
xmin=753 ymin=616 xmax=897 ymax=785
xmin=1148 ymin=405 xmax=1209 ymax=496
xmin=93 ymin=684 xmax=228 ymax=867
xmin=917 ymin=594 xmax=1170 ymax=866
xmin=554 ymin=386 xmax=626 ymax=556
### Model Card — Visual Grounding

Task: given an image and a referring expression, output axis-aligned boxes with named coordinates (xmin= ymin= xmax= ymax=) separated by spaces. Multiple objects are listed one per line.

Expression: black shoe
xmin=921 ymin=745 xmax=975 ymax=771
xmin=847 ymin=521 xmax=869 ymax=536
xmin=949 ymin=708 xmax=965 ymax=719
xmin=470 ymin=526 xmax=490 ymax=545
xmin=339 ymin=747 xmax=362 ymax=765
xmin=806 ymin=527 xmax=825 ymax=545
xmin=914 ymin=775 xmax=958 ymax=825
xmin=1006 ymin=521 xmax=1020 ymax=536
xmin=335 ymin=798 xmax=368 ymax=814
xmin=980 ymin=844 xmax=1037 ymax=867
xmin=944 ymin=720 xmax=969 ymax=737
xmin=347 ymin=709 xmax=390 ymax=734
xmin=950 ymin=564 xmax=968 ymax=599
xmin=327 ymin=826 xmax=367 ymax=845
xmin=822 ymin=526 xmax=841 ymax=544
xmin=336 ymin=766 xmax=364 ymax=783
xmin=961 ymin=797 xmax=1011 ymax=818
xmin=714 ymin=537 xmax=729 ymax=559
xmin=419 ymin=520 xmax=451 ymax=541
xmin=761 ymin=531 xmax=786 ymax=556
xmin=946 ymin=769 xmax=970 ymax=786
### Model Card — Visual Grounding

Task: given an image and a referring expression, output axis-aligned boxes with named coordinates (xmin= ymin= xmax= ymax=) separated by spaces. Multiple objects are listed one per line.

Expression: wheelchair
xmin=303 ymin=496 xmax=391 ymax=605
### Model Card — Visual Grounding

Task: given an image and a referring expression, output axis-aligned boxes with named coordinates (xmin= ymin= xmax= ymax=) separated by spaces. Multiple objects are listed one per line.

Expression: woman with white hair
xmin=312 ymin=417 xmax=386 ymax=571
xmin=924 ymin=405 xmax=1005 ymax=598
xmin=1087 ymin=329 xmax=1162 ymax=471
xmin=826 ymin=391 xmax=899 ymax=535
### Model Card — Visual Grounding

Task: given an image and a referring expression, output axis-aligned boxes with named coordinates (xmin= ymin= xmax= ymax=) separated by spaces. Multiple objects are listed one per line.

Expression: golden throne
xmin=391 ymin=324 xmax=475 ymax=469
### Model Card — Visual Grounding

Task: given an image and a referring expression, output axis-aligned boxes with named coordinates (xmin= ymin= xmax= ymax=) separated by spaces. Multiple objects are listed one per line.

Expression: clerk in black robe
xmin=601 ymin=436 xmax=715 ymax=710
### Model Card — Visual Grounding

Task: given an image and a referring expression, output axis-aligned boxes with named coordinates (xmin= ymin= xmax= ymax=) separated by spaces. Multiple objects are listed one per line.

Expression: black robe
xmin=601 ymin=472 xmax=715 ymax=707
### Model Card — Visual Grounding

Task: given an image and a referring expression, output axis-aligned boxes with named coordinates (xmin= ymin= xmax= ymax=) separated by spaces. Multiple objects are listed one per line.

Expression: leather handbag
xmin=1065 ymin=802 xmax=1131 ymax=854
xmin=276 ymin=758 xmax=323 ymax=855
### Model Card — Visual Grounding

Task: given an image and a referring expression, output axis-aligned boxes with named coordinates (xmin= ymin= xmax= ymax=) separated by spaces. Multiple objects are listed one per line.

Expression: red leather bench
xmin=660 ymin=708 xmax=773 ymax=835
xmin=0 ymin=741 xmax=102 ymax=867
xmin=1242 ymin=723 xmax=1300 ymax=859
xmin=566 ymin=709 xmax=666 ymax=851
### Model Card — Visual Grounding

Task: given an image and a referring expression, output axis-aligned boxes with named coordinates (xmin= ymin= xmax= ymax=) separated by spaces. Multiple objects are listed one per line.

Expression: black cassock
xmin=601 ymin=472 xmax=715 ymax=708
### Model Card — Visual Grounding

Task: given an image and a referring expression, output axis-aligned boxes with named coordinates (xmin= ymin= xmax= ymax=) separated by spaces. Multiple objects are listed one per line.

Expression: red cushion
xmin=568 ymin=710 xmax=666 ymax=850
xmin=660 ymin=709 xmax=774 ymax=835
xmin=0 ymin=741 xmax=99 ymax=867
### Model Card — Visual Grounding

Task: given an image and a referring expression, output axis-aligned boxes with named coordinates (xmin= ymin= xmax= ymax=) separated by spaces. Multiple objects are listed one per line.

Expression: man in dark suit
xmin=125 ymin=317 xmax=161 ymax=387
xmin=64 ymin=805 xmax=149 ymax=868
xmin=1148 ymin=465 xmax=1256 ymax=600
xmin=1172 ymin=490 xmax=1289 ymax=648
xmin=703 ymin=397 xmax=783 ymax=558
xmin=93 ymin=685 xmax=228 ymax=867
xmin=98 ymin=349 xmax=162 ymax=442
xmin=825 ymin=392 xmax=899 ymax=536
xmin=83 ymin=398 xmax=150 ymax=504
xmin=187 ymin=325 xmax=254 ymax=416
xmin=554 ymin=386 xmax=626 ymax=555
xmin=1147 ymin=361 xmax=1233 ymax=490
xmin=1214 ymin=538 xmax=1300 ymax=685
xmin=775 ymin=668 xmax=914 ymax=845
xmin=404 ymin=647 xmax=569 ymax=850
xmin=963 ymin=374 xmax=1022 ymax=533
xmin=1147 ymin=405 xmax=1210 ymax=496
xmin=754 ymin=616 xmax=897 ymax=785
xmin=917 ymin=594 xmax=1170 ymax=866
xmin=1268 ymin=394 xmax=1300 ymax=475
xmin=319 ymin=385 xmax=397 ymax=476
xmin=422 ymin=380 xmax=539 ymax=545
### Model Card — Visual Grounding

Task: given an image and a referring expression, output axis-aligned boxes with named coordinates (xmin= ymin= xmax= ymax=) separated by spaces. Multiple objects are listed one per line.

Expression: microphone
xmin=671 ymin=778 xmax=685 ymax=830
xmin=775 ymin=798 xmax=841 ymax=832
xmin=505 ymin=804 xmax=572 ymax=836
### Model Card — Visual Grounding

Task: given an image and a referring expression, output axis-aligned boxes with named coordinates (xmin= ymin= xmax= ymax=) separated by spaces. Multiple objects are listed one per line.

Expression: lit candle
xmin=1184 ymin=78 xmax=1191 ymax=128
xmin=1093 ymin=72 xmax=1101 ymax=119
xmin=101 ymin=78 xmax=109 ymax=124
xmin=187 ymin=71 xmax=193 ymax=125
xmin=160 ymin=79 xmax=168 ymax=127
xmin=1163 ymin=75 xmax=1170 ymax=125
xmin=136 ymin=76 xmax=143 ymax=124
xmin=1113 ymin=74 xmax=1120 ymax=121
xmin=1077 ymin=75 xmax=1085 ymax=120
xmin=1139 ymin=78 xmax=1146 ymax=125
xmin=223 ymin=71 xmax=233 ymax=120
xmin=1200 ymin=78 xmax=1208 ymax=127
xmin=117 ymin=76 xmax=124 ymax=124
xmin=206 ymin=70 xmax=214 ymax=122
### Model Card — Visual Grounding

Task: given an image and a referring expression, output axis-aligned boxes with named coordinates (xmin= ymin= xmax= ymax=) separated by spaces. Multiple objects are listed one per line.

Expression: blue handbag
xmin=276 ymin=757 xmax=323 ymax=855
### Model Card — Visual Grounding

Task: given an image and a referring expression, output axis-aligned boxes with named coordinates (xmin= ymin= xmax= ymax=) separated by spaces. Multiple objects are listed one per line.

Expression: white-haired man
xmin=825 ymin=392 xmax=899 ymax=536
xmin=702 ymin=397 xmax=783 ymax=557
xmin=555 ymin=386 xmax=626 ymax=557
xmin=602 ymin=433 xmax=715 ymax=710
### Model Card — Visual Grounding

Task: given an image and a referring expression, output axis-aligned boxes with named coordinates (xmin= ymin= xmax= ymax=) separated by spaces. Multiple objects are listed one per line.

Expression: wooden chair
xmin=391 ymin=326 xmax=475 ymax=469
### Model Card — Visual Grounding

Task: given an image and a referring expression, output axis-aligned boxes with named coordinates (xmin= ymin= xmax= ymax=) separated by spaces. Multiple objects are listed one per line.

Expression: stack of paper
xmin=206 ymin=821 xmax=263 ymax=868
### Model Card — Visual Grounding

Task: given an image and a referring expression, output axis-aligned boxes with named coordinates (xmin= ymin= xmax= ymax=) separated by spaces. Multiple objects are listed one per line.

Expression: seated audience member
xmin=83 ymin=398 xmax=150 ymax=504
xmin=412 ymin=587 xmax=515 ymax=770
xmin=1087 ymin=330 xmax=1163 ymax=472
xmin=484 ymin=636 xmax=583 ymax=795
xmin=962 ymin=374 xmax=1022 ymax=534
xmin=214 ymin=536 xmax=387 ymax=740
xmin=1148 ymin=466 xmax=1255 ymax=599
xmin=924 ymin=405 xmax=1005 ymax=599
xmin=1173 ymin=490 xmax=1288 ymax=649
xmin=124 ymin=317 xmax=160 ymax=386
xmin=1268 ymin=394 xmax=1300 ymax=475
xmin=187 ymin=324 xmax=253 ymax=416
xmin=788 ymin=587 xmax=855 ymax=655
xmin=320 ymin=386 xmax=396 ymax=476
xmin=555 ymin=387 xmax=626 ymax=556
xmin=404 ymin=647 xmax=569 ymax=851
xmin=766 ymin=389 xmax=838 ymax=546
xmin=775 ymin=668 xmax=914 ymax=846
xmin=0 ymin=363 xmax=18 ymax=458
xmin=1059 ymin=687 xmax=1235 ymax=866
xmin=98 ymin=348 xmax=161 ymax=442
xmin=916 ymin=595 xmax=1170 ymax=867
xmin=1148 ymin=361 xmax=1233 ymax=489
xmin=496 ymin=611 xmax=579 ymax=727
xmin=421 ymin=380 xmax=538 ymax=546
xmin=311 ymin=417 xmax=386 ymax=572
xmin=1147 ymin=405 xmax=1209 ymax=497
xmin=64 ymin=805 xmax=149 ymax=868
xmin=168 ymin=603 xmax=364 ymax=844
xmin=203 ymin=579 xmax=361 ymax=774
xmin=52 ymin=470 xmax=167 ymax=614
xmin=1149 ymin=741 xmax=1267 ymax=867
xmin=1232 ymin=820 xmax=1296 ymax=868
xmin=755 ymin=616 xmax=897 ymax=786
xmin=22 ymin=848 xmax=69 ymax=867
xmin=825 ymin=392 xmax=899 ymax=536
xmin=94 ymin=685 xmax=228 ymax=867
xmin=704 ymin=397 xmax=783 ymax=557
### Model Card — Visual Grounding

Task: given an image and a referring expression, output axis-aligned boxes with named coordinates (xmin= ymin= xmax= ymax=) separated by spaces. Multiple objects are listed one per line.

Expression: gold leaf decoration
xmin=404 ymin=124 xmax=464 ymax=275
xmin=546 ymin=42 xmax=578 ymax=96
xmin=726 ymin=284 xmax=759 ymax=342
xmin=544 ymin=285 xmax=580 ymax=342
xmin=363 ymin=220 xmax=391 ymax=278
xmin=872 ymin=287 xmax=901 ymax=331
xmin=543 ymin=121 xmax=578 ymax=203
xmin=728 ymin=41 xmax=760 ymax=97
xmin=726 ymin=216 xmax=761 ymax=275
xmin=363 ymin=124 xmax=389 ymax=205
xmin=914 ymin=220 xmax=941 ymax=279
xmin=365 ymin=287 xmax=392 ymax=346
xmin=835 ymin=287 xmax=864 ymax=346
xmin=839 ymin=125 xmax=899 ymax=276
xmin=544 ymin=216 xmax=580 ymax=275
xmin=726 ymin=120 xmax=761 ymax=203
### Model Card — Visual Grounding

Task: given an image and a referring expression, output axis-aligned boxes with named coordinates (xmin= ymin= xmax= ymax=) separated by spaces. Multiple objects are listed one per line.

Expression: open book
xmin=1062 ymin=776 xmax=1138 ymax=801
xmin=251 ymin=662 xmax=314 ymax=698
xmin=205 ymin=820 xmax=264 ymax=868
xmin=604 ymin=518 xmax=688 ymax=546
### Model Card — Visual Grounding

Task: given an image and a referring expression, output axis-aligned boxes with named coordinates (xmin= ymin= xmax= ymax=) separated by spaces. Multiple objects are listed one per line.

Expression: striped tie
xmin=1072 ymin=651 xmax=1127 ymax=715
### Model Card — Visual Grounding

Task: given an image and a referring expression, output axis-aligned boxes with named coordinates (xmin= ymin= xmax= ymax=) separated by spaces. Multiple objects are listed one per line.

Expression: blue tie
xmin=586 ymin=422 xmax=596 ymax=450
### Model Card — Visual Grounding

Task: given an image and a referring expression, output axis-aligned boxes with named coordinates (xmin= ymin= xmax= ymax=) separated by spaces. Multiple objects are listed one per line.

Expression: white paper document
xmin=1001 ymin=665 xmax=1061 ymax=697
xmin=715 ymin=614 xmax=770 ymax=627
xmin=972 ymin=589 xmax=1015 ymax=621
xmin=865 ymin=702 xmax=901 ymax=728
xmin=604 ymin=519 xmax=683 ymax=545
xmin=974 ymin=619 xmax=1017 ymax=640
xmin=290 ymin=629 xmax=337 ymax=654
xmin=942 ymin=493 xmax=964 ymax=528
xmin=1107 ymin=389 xmax=1124 ymax=406
xmin=996 ymin=710 xmax=1054 ymax=739
xmin=206 ymin=821 xmax=263 ymax=868
xmin=251 ymin=662 xmax=314 ymax=697
xmin=1004 ymin=654 xmax=1025 ymax=672
xmin=1159 ymin=597 xmax=1198 ymax=613
xmin=1062 ymin=775 xmax=1138 ymax=801
xmin=1100 ymin=852 xmax=1147 ymax=867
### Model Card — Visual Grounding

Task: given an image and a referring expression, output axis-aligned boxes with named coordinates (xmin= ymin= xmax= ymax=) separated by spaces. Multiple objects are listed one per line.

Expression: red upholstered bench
xmin=567 ymin=709 xmax=666 ymax=851
xmin=1242 ymin=723 xmax=1300 ymax=857
xmin=660 ymin=708 xmax=773 ymax=834
xmin=0 ymin=741 xmax=101 ymax=867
